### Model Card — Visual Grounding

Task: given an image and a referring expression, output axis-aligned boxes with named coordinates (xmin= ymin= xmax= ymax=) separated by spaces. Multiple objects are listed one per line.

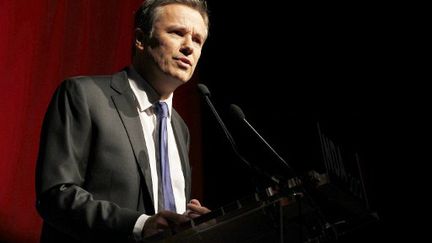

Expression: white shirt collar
xmin=127 ymin=66 xmax=173 ymax=118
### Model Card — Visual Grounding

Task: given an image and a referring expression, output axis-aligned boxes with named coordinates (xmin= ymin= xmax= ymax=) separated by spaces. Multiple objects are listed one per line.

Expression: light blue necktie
xmin=155 ymin=101 xmax=176 ymax=212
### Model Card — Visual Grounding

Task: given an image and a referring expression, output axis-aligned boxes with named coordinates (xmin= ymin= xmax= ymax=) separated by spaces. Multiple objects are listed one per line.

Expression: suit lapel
xmin=171 ymin=111 xmax=191 ymax=202
xmin=110 ymin=71 xmax=155 ymax=208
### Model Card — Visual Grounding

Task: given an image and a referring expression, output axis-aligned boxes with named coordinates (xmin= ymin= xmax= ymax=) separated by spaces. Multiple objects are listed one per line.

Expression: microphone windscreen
xmin=230 ymin=104 xmax=246 ymax=120
xmin=197 ymin=83 xmax=211 ymax=96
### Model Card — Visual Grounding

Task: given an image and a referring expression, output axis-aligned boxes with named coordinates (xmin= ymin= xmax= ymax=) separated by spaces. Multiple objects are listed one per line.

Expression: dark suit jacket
xmin=35 ymin=68 xmax=191 ymax=242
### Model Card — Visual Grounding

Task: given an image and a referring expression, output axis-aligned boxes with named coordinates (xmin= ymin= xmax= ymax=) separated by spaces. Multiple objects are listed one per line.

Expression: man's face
xmin=144 ymin=4 xmax=207 ymax=84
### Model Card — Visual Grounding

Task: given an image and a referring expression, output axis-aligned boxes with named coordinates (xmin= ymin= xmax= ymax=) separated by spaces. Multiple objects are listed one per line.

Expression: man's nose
xmin=180 ymin=36 xmax=193 ymax=56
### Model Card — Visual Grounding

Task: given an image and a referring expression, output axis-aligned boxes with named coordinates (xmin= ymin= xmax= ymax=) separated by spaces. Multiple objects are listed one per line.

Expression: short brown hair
xmin=134 ymin=0 xmax=209 ymax=39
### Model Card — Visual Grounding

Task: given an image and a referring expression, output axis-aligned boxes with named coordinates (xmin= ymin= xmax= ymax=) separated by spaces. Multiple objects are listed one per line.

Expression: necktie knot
xmin=155 ymin=101 xmax=169 ymax=118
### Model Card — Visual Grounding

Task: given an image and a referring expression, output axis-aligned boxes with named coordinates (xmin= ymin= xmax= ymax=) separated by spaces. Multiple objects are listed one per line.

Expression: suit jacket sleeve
xmin=35 ymin=79 xmax=141 ymax=241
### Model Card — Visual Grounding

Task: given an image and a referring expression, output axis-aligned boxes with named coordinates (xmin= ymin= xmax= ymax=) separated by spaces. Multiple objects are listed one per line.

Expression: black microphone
xmin=230 ymin=103 xmax=342 ymax=240
xmin=230 ymin=104 xmax=294 ymax=177
xmin=197 ymin=84 xmax=280 ymax=184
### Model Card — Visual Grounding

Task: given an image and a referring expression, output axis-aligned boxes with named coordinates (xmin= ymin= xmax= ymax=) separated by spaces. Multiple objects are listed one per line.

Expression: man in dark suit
xmin=35 ymin=0 xmax=210 ymax=242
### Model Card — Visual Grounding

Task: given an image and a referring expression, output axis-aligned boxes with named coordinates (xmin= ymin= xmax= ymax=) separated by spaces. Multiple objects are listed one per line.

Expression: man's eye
xmin=171 ymin=30 xmax=184 ymax=36
xmin=193 ymin=37 xmax=202 ymax=45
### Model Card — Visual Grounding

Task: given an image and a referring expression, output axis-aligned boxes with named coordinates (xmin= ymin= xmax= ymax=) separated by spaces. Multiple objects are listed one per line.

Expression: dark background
xmin=198 ymin=1 xmax=421 ymax=241
xmin=200 ymin=0 xmax=386 ymax=209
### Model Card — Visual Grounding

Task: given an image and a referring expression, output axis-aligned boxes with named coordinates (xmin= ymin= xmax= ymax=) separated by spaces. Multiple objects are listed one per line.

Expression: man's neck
xmin=131 ymin=63 xmax=179 ymax=99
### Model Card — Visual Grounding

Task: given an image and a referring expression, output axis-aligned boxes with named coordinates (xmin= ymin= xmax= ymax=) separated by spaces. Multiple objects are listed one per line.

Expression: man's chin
xmin=170 ymin=72 xmax=192 ymax=84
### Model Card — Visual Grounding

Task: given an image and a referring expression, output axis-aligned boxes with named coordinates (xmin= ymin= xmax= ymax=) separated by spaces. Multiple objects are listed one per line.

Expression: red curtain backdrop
xmin=0 ymin=1 xmax=203 ymax=242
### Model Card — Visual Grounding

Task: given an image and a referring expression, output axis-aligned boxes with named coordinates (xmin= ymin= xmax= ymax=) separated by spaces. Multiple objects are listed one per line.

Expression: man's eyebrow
xmin=167 ymin=24 xmax=207 ymax=39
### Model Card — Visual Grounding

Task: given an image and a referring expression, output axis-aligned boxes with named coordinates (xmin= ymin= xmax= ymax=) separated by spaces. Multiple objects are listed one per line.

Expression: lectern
xmin=142 ymin=173 xmax=380 ymax=243
xmin=143 ymin=188 xmax=327 ymax=243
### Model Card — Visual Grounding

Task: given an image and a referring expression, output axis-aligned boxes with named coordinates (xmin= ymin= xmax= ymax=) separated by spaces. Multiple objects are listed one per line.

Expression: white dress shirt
xmin=127 ymin=67 xmax=186 ymax=240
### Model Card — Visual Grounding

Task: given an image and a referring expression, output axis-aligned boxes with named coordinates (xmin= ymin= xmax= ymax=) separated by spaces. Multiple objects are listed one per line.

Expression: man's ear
xmin=134 ymin=28 xmax=146 ymax=51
